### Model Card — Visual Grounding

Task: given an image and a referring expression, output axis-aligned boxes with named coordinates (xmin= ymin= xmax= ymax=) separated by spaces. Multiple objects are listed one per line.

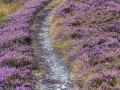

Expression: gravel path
xmin=33 ymin=5 xmax=74 ymax=90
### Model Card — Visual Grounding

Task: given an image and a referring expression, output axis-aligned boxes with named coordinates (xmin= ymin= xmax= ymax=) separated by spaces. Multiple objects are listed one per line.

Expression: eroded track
xmin=33 ymin=4 xmax=73 ymax=90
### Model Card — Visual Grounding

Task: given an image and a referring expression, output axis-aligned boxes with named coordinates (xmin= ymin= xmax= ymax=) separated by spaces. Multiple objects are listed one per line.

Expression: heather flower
xmin=102 ymin=70 xmax=119 ymax=78
xmin=14 ymin=86 xmax=31 ymax=90
xmin=69 ymin=52 xmax=77 ymax=62
xmin=0 ymin=67 xmax=19 ymax=82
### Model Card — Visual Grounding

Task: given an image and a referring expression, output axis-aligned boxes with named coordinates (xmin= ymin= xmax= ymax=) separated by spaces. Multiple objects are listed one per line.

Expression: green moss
xmin=6 ymin=77 xmax=11 ymax=82
xmin=33 ymin=88 xmax=39 ymax=90
xmin=32 ymin=69 xmax=40 ymax=77
xmin=91 ymin=70 xmax=97 ymax=73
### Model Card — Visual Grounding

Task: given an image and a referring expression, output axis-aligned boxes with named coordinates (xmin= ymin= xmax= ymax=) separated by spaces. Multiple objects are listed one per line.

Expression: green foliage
xmin=0 ymin=17 xmax=8 ymax=23
xmin=108 ymin=77 xmax=117 ymax=87
xmin=91 ymin=78 xmax=105 ymax=88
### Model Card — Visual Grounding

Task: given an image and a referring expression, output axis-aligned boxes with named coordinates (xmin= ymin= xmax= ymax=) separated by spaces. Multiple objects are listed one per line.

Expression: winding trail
xmin=33 ymin=3 xmax=74 ymax=90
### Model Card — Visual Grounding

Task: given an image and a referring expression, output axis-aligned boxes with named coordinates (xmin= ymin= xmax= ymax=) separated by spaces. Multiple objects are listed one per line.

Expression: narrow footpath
xmin=32 ymin=2 xmax=74 ymax=90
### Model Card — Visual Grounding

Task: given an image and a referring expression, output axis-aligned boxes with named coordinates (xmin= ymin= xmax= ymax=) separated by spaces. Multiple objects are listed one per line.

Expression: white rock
xmin=57 ymin=89 xmax=61 ymax=90
xmin=56 ymin=84 xmax=60 ymax=87
xmin=61 ymin=85 xmax=66 ymax=89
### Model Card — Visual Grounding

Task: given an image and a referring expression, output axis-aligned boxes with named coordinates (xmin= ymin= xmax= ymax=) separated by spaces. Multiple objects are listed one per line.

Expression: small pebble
xmin=61 ymin=85 xmax=66 ymax=89
xmin=57 ymin=89 xmax=61 ymax=90
xmin=56 ymin=84 xmax=60 ymax=87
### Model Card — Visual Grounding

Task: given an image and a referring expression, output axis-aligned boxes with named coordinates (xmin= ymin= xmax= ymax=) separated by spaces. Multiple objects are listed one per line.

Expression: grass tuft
xmin=0 ymin=0 xmax=21 ymax=23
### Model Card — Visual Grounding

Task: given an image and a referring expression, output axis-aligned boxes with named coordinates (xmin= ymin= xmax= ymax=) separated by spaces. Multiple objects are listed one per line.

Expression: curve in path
xmin=33 ymin=5 xmax=74 ymax=90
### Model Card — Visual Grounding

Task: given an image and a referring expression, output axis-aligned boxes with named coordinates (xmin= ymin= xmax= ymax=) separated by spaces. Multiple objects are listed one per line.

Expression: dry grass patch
xmin=0 ymin=1 xmax=21 ymax=22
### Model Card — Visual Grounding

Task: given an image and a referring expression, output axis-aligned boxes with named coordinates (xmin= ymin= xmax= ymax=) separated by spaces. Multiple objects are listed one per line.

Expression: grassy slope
xmin=0 ymin=0 xmax=52 ymax=89
xmin=50 ymin=0 xmax=120 ymax=90
xmin=50 ymin=0 xmax=71 ymax=64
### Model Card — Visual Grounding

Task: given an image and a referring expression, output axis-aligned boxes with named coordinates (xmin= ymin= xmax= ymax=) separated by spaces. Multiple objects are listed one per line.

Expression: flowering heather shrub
xmin=51 ymin=0 xmax=120 ymax=89
xmin=0 ymin=52 xmax=33 ymax=68
xmin=0 ymin=0 xmax=51 ymax=89
xmin=0 ymin=67 xmax=33 ymax=90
